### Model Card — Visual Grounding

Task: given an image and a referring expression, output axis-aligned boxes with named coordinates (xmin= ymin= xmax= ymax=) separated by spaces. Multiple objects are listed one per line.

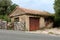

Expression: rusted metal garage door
xmin=29 ymin=17 xmax=39 ymax=31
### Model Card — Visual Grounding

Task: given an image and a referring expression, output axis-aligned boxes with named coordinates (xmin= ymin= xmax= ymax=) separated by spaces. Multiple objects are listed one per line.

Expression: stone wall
xmin=40 ymin=17 xmax=45 ymax=29
xmin=11 ymin=15 xmax=29 ymax=31
xmin=14 ymin=22 xmax=25 ymax=31
xmin=0 ymin=20 xmax=7 ymax=29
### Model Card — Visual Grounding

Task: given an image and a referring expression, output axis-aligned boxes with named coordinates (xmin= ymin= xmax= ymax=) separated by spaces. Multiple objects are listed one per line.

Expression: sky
xmin=11 ymin=0 xmax=55 ymax=13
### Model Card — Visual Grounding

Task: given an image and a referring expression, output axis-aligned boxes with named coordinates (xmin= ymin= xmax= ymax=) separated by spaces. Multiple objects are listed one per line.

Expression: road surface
xmin=0 ymin=30 xmax=60 ymax=40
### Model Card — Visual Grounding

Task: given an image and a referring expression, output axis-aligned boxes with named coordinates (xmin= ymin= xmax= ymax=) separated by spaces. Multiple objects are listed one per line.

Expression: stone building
xmin=9 ymin=6 xmax=54 ymax=31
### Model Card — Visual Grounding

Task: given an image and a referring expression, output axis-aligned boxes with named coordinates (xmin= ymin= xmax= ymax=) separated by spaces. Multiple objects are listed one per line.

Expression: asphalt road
xmin=0 ymin=30 xmax=60 ymax=40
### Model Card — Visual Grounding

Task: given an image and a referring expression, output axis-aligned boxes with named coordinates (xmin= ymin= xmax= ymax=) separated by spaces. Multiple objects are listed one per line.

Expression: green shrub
xmin=0 ymin=15 xmax=11 ymax=22
xmin=48 ymin=32 xmax=54 ymax=34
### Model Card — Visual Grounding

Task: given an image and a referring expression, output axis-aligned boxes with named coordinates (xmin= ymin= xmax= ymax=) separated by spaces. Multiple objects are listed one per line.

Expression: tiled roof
xmin=16 ymin=6 xmax=51 ymax=16
xmin=9 ymin=6 xmax=52 ymax=17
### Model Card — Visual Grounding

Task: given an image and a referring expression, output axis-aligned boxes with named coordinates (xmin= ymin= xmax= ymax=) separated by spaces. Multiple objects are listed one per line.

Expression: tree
xmin=0 ymin=0 xmax=17 ymax=15
xmin=0 ymin=0 xmax=17 ymax=21
xmin=10 ymin=4 xmax=18 ymax=11
xmin=0 ymin=0 xmax=12 ymax=15
xmin=54 ymin=0 xmax=60 ymax=26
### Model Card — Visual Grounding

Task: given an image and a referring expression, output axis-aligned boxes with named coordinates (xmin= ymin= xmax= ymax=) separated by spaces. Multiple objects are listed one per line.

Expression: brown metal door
xmin=29 ymin=17 xmax=39 ymax=31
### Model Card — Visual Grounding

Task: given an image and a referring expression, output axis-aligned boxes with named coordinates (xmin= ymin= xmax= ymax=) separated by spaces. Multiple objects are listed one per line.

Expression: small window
xmin=14 ymin=17 xmax=19 ymax=22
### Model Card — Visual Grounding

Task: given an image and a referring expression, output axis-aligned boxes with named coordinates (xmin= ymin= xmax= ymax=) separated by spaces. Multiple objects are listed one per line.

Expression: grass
xmin=48 ymin=32 xmax=54 ymax=34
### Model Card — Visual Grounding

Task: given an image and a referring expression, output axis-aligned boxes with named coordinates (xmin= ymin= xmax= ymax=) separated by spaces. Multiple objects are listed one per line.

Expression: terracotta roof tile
xmin=9 ymin=6 xmax=51 ymax=17
xmin=16 ymin=6 xmax=51 ymax=16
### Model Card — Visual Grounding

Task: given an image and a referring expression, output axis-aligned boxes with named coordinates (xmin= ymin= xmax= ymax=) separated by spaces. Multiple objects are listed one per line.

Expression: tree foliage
xmin=0 ymin=0 xmax=17 ymax=21
xmin=0 ymin=0 xmax=12 ymax=15
xmin=10 ymin=4 xmax=18 ymax=11
xmin=54 ymin=0 xmax=60 ymax=26
xmin=0 ymin=0 xmax=17 ymax=15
